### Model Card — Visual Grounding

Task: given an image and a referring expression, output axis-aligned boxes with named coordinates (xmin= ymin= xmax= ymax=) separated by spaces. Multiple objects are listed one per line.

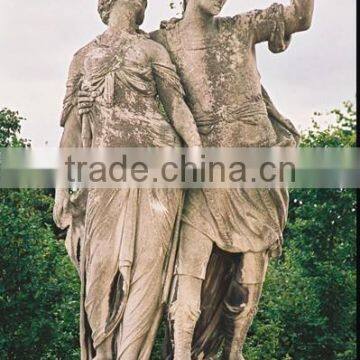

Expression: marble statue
xmin=53 ymin=0 xmax=201 ymax=359
xmin=150 ymin=1 xmax=313 ymax=359
xmin=54 ymin=0 xmax=314 ymax=359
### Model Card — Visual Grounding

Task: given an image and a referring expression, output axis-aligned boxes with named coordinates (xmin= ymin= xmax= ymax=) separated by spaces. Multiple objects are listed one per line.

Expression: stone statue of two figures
xmin=53 ymin=0 xmax=314 ymax=359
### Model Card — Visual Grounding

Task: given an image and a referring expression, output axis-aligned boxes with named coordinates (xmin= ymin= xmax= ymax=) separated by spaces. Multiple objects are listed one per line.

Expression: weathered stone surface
xmin=54 ymin=0 xmax=201 ymax=359
xmin=53 ymin=0 xmax=314 ymax=359
xmin=151 ymin=1 xmax=313 ymax=359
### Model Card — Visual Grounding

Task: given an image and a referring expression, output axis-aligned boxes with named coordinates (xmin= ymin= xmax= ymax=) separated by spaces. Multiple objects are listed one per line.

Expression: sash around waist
xmin=194 ymin=102 xmax=269 ymax=135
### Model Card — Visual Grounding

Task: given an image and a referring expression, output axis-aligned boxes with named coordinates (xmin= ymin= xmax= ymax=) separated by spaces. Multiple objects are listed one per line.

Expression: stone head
xmin=98 ymin=0 xmax=147 ymax=26
xmin=184 ymin=0 xmax=227 ymax=16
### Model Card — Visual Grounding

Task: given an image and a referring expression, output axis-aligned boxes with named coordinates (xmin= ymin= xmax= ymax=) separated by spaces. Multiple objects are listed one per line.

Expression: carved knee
xmin=223 ymin=280 xmax=250 ymax=318
xmin=169 ymin=299 xmax=201 ymax=324
xmin=170 ymin=275 xmax=202 ymax=324
xmin=223 ymin=280 xmax=261 ymax=339
xmin=234 ymin=301 xmax=258 ymax=322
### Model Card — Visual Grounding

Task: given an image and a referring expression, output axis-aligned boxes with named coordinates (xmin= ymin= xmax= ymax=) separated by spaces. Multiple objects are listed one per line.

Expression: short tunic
xmin=152 ymin=3 xmax=299 ymax=259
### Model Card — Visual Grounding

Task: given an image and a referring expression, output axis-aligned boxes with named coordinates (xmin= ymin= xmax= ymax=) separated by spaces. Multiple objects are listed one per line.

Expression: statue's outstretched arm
xmin=234 ymin=1 xmax=314 ymax=52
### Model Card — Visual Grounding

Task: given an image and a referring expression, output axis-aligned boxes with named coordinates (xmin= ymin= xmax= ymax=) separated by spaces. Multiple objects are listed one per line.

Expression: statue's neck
xmin=182 ymin=8 xmax=215 ymax=33
xmin=108 ymin=11 xmax=138 ymax=35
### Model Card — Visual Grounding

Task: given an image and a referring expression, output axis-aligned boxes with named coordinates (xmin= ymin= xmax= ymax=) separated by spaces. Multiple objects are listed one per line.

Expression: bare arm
xmin=151 ymin=43 xmax=201 ymax=147
xmin=157 ymin=83 xmax=202 ymax=147
xmin=60 ymin=109 xmax=82 ymax=147
xmin=54 ymin=53 xmax=84 ymax=228
xmin=59 ymin=54 xmax=84 ymax=148
xmin=159 ymin=89 xmax=202 ymax=147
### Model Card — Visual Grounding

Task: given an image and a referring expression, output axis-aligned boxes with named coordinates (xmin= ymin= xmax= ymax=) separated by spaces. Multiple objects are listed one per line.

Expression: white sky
xmin=0 ymin=0 xmax=356 ymax=146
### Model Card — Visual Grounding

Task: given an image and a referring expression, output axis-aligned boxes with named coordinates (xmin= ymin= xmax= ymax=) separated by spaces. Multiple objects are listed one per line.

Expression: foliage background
xmin=0 ymin=104 xmax=356 ymax=360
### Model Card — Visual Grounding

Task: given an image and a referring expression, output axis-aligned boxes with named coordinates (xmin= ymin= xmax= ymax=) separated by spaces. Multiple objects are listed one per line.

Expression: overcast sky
xmin=0 ymin=0 xmax=356 ymax=146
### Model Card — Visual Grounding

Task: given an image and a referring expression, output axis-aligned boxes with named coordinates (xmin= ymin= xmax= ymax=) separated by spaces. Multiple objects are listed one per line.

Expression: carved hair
xmin=98 ymin=0 xmax=117 ymax=25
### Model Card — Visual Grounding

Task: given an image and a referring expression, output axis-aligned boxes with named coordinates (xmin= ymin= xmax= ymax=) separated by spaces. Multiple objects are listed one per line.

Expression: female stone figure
xmin=151 ymin=0 xmax=314 ymax=359
xmin=53 ymin=0 xmax=201 ymax=359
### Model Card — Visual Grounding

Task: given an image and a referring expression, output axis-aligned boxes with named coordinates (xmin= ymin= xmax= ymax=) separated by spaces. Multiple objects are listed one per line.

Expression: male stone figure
xmin=149 ymin=1 xmax=314 ymax=359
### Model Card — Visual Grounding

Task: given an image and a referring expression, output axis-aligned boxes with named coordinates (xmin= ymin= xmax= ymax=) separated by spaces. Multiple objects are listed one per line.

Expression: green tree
xmin=0 ymin=109 xmax=80 ymax=359
xmin=0 ymin=104 xmax=356 ymax=359
xmin=244 ymin=103 xmax=356 ymax=360
xmin=0 ymin=108 xmax=30 ymax=147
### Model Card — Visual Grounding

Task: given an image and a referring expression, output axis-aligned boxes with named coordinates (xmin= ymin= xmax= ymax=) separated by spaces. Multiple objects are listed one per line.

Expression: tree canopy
xmin=0 ymin=104 xmax=356 ymax=359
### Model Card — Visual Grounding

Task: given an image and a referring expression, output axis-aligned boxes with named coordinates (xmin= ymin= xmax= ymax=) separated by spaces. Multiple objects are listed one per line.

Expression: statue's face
xmin=198 ymin=0 xmax=227 ymax=16
xmin=133 ymin=0 xmax=147 ymax=25
xmin=116 ymin=0 xmax=147 ymax=25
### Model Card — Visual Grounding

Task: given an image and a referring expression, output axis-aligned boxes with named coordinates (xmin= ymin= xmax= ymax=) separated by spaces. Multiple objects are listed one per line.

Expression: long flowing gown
xmin=151 ymin=4 xmax=300 ymax=358
xmin=60 ymin=30 xmax=185 ymax=359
